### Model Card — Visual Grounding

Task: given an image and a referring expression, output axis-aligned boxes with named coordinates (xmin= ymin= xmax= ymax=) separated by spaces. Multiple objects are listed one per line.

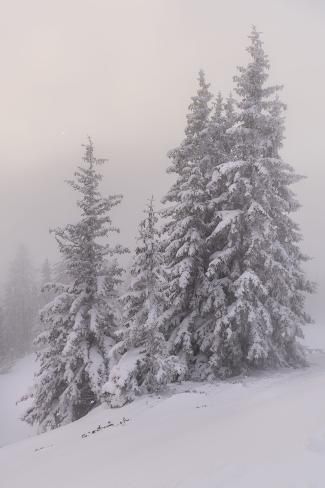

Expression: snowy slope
xmin=0 ymin=355 xmax=36 ymax=447
xmin=1 ymin=325 xmax=325 ymax=487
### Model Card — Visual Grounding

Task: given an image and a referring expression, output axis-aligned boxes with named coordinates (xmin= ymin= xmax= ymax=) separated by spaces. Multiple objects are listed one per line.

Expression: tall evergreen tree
xmin=208 ymin=27 xmax=314 ymax=376
xmin=105 ymin=198 xmax=179 ymax=406
xmin=160 ymin=70 xmax=214 ymax=378
xmin=193 ymin=91 xmax=238 ymax=376
xmin=24 ymin=138 xmax=127 ymax=430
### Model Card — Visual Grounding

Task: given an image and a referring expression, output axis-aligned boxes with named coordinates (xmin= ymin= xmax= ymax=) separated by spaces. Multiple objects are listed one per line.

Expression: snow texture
xmin=1 ymin=325 xmax=325 ymax=487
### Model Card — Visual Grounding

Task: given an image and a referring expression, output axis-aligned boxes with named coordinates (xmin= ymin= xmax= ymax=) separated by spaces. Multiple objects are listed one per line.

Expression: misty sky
xmin=0 ymin=0 xmax=324 ymax=319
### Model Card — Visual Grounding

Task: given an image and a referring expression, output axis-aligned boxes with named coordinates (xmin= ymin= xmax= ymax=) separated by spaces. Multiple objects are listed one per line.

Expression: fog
xmin=0 ymin=0 xmax=324 ymax=319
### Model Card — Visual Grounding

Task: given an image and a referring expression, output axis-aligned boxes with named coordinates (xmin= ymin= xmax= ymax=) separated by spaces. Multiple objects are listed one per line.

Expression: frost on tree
xmin=104 ymin=198 xmax=181 ymax=407
xmin=160 ymin=71 xmax=215 ymax=379
xmin=24 ymin=139 xmax=128 ymax=431
xmin=33 ymin=259 xmax=55 ymax=339
xmin=208 ymin=27 xmax=314 ymax=376
xmin=193 ymin=91 xmax=239 ymax=377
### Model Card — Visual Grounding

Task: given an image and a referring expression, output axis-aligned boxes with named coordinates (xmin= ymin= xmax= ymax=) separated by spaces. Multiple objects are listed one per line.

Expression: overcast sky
xmin=0 ymin=0 xmax=324 ymax=318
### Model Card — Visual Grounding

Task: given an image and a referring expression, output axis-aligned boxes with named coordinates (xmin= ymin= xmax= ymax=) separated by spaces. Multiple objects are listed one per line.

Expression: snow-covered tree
xmin=2 ymin=245 xmax=38 ymax=360
xmin=122 ymin=197 xmax=165 ymax=349
xmin=39 ymin=259 xmax=56 ymax=307
xmin=188 ymin=91 xmax=237 ymax=377
xmin=40 ymin=258 xmax=52 ymax=287
xmin=32 ymin=259 xmax=55 ymax=340
xmin=160 ymin=70 xmax=214 ymax=378
xmin=207 ymin=27 xmax=314 ymax=376
xmin=52 ymin=259 xmax=71 ymax=285
xmin=24 ymin=138 xmax=128 ymax=431
xmin=104 ymin=197 xmax=181 ymax=407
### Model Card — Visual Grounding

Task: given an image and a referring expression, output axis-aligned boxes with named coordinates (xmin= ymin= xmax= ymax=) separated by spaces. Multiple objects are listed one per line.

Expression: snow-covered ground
xmin=0 ymin=355 xmax=36 ymax=447
xmin=1 ymin=325 xmax=325 ymax=487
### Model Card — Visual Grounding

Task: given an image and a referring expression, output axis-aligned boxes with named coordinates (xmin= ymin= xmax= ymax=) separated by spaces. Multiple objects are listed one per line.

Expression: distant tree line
xmin=0 ymin=250 xmax=57 ymax=367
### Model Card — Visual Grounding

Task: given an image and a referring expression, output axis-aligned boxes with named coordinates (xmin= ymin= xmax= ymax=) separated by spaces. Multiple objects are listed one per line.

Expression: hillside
xmin=0 ymin=355 xmax=36 ymax=447
xmin=1 ymin=325 xmax=325 ymax=487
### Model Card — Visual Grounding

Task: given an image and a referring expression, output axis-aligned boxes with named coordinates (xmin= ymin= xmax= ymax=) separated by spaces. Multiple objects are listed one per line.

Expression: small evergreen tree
xmin=24 ymin=138 xmax=128 ymax=430
xmin=105 ymin=198 xmax=180 ymax=407
xmin=209 ymin=27 xmax=314 ymax=376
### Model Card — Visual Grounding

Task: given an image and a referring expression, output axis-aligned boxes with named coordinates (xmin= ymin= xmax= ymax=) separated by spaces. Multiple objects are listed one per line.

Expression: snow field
xmin=1 ymin=324 xmax=325 ymax=487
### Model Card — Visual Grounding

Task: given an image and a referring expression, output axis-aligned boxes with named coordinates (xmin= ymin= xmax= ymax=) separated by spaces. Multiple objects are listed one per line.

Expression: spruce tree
xmin=24 ymin=138 xmax=127 ymax=430
xmin=209 ymin=27 xmax=314 ymax=376
xmin=33 ymin=259 xmax=55 ymax=340
xmin=181 ymin=88 xmax=242 ymax=379
xmin=105 ymin=198 xmax=180 ymax=407
xmin=160 ymin=70 xmax=214 ymax=378
xmin=193 ymin=91 xmax=237 ymax=376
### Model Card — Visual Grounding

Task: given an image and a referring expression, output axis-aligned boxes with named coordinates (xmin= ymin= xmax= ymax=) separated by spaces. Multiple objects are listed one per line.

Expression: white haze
xmin=0 ymin=0 xmax=324 ymax=319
